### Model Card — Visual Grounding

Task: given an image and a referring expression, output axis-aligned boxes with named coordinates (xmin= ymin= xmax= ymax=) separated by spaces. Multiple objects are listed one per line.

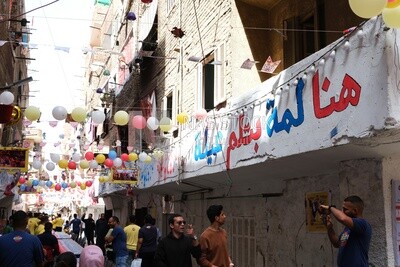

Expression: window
xmin=196 ymin=43 xmax=225 ymax=111
xmin=283 ymin=5 xmax=326 ymax=68
xmin=162 ymin=86 xmax=177 ymax=132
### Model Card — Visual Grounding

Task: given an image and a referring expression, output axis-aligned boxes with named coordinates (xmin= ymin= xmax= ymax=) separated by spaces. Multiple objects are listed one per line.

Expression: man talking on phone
xmin=154 ymin=214 xmax=200 ymax=267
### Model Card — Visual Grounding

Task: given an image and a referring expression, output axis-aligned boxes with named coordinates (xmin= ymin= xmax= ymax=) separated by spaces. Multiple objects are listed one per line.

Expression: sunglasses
xmin=176 ymin=220 xmax=186 ymax=225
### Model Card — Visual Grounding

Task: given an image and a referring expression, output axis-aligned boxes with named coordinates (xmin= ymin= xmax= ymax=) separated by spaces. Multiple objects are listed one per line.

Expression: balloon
xmin=177 ymin=112 xmax=189 ymax=124
xmin=20 ymin=184 xmax=26 ymax=191
xmin=144 ymin=155 xmax=152 ymax=163
xmin=349 ymin=0 xmax=386 ymax=18
xmin=46 ymin=162 xmax=55 ymax=171
xmin=128 ymin=152 xmax=138 ymax=161
xmin=147 ymin=117 xmax=159 ymax=130
xmin=139 ymin=152 xmax=147 ymax=162
xmin=68 ymin=161 xmax=77 ymax=170
xmin=114 ymin=110 xmax=129 ymax=125
xmin=26 ymin=179 xmax=33 ymax=186
xmin=45 ymin=181 xmax=53 ymax=187
xmin=159 ymin=117 xmax=172 ymax=132
xmin=0 ymin=91 xmax=14 ymax=105
xmin=25 ymin=106 xmax=41 ymax=121
xmin=71 ymin=107 xmax=86 ymax=122
xmin=58 ymin=159 xmax=68 ymax=169
xmin=104 ymin=158 xmax=113 ymax=168
xmin=32 ymin=180 xmax=39 ymax=186
xmin=85 ymin=180 xmax=93 ymax=187
xmin=52 ymin=106 xmax=68 ymax=120
xmin=71 ymin=153 xmax=81 ymax=162
xmin=108 ymin=150 xmax=117 ymax=160
xmin=80 ymin=183 xmax=86 ymax=190
xmin=70 ymin=181 xmax=77 ymax=188
xmin=50 ymin=153 xmax=61 ymax=163
xmin=113 ymin=158 xmax=123 ymax=168
xmin=121 ymin=153 xmax=129 ymax=161
xmin=99 ymin=177 xmax=105 ymax=183
xmin=382 ymin=4 xmax=400 ymax=28
xmin=91 ymin=110 xmax=105 ymax=125
xmin=79 ymin=160 xmax=89 ymax=169
xmin=18 ymin=177 xmax=26 ymax=184
xmin=194 ymin=108 xmax=207 ymax=120
xmin=32 ymin=160 xmax=41 ymax=170
xmin=85 ymin=151 xmax=94 ymax=161
xmin=89 ymin=160 xmax=99 ymax=169
xmin=132 ymin=115 xmax=146 ymax=129
xmin=95 ymin=154 xmax=106 ymax=164
xmin=55 ymin=183 xmax=61 ymax=191
xmin=61 ymin=182 xmax=68 ymax=189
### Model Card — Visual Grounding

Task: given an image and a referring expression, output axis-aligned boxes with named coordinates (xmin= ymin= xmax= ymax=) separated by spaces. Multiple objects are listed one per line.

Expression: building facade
xmin=86 ymin=0 xmax=398 ymax=266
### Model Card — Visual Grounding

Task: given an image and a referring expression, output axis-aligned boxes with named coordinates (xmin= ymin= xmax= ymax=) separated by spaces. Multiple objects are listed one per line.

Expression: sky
xmin=24 ymin=0 xmax=94 ymax=150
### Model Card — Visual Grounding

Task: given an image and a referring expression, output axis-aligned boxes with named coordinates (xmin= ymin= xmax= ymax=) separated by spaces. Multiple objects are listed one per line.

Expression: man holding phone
xmin=154 ymin=213 xmax=201 ymax=267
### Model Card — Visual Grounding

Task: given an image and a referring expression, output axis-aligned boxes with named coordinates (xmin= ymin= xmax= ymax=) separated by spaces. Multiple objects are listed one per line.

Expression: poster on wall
xmin=305 ymin=191 xmax=330 ymax=233
xmin=0 ymin=147 xmax=29 ymax=172
xmin=111 ymin=168 xmax=139 ymax=185
xmin=391 ymin=180 xmax=400 ymax=267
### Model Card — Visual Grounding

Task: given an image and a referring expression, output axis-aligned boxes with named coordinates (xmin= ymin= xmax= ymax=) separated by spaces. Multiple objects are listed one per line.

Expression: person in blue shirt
xmin=0 ymin=210 xmax=44 ymax=267
xmin=105 ymin=216 xmax=128 ymax=267
xmin=319 ymin=195 xmax=372 ymax=267
xmin=70 ymin=214 xmax=82 ymax=241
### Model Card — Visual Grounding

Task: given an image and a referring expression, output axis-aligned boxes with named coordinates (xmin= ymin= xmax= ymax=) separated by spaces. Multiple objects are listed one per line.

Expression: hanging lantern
xmin=126 ymin=12 xmax=136 ymax=21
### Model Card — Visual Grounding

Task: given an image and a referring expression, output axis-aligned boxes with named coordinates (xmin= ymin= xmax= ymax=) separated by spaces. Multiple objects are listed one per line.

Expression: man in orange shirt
xmin=198 ymin=205 xmax=233 ymax=267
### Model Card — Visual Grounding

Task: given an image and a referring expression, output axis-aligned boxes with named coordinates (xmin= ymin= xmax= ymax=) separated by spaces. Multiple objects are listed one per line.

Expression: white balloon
xmin=46 ymin=162 xmax=55 ymax=171
xmin=91 ymin=110 xmax=105 ymax=125
xmin=89 ymin=160 xmax=99 ymax=169
xmin=113 ymin=158 xmax=123 ymax=168
xmin=147 ymin=117 xmax=159 ymax=130
xmin=50 ymin=153 xmax=60 ymax=163
xmin=139 ymin=152 xmax=148 ymax=162
xmin=32 ymin=160 xmax=42 ymax=170
xmin=0 ymin=91 xmax=14 ymax=105
xmin=71 ymin=153 xmax=81 ymax=162
xmin=52 ymin=106 xmax=68 ymax=121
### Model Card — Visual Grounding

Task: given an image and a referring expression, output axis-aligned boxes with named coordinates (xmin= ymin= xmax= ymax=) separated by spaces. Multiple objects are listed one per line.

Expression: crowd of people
xmin=0 ymin=196 xmax=372 ymax=267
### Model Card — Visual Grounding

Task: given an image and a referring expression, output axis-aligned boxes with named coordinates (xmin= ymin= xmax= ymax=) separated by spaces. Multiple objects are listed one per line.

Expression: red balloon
xmin=104 ymin=158 xmax=113 ymax=168
xmin=85 ymin=151 xmax=94 ymax=160
xmin=85 ymin=180 xmax=93 ymax=187
xmin=55 ymin=184 xmax=61 ymax=191
xmin=18 ymin=177 xmax=26 ymax=184
xmin=68 ymin=161 xmax=77 ymax=170
xmin=121 ymin=153 xmax=129 ymax=162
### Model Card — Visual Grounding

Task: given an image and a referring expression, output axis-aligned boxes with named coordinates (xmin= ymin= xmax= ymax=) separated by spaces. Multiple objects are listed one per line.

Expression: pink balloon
xmin=85 ymin=180 xmax=93 ymax=187
xmin=132 ymin=115 xmax=146 ymax=129
xmin=121 ymin=153 xmax=129 ymax=161
xmin=104 ymin=158 xmax=114 ymax=168
xmin=85 ymin=151 xmax=94 ymax=160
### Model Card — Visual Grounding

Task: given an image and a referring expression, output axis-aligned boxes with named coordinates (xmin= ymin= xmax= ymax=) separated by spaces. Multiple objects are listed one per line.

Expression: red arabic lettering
xmin=226 ymin=114 xmax=261 ymax=170
xmin=313 ymin=70 xmax=361 ymax=119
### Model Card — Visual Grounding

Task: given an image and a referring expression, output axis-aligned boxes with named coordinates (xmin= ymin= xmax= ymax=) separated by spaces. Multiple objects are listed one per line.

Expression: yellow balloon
xmin=177 ymin=112 xmax=189 ymax=124
xmin=382 ymin=5 xmax=400 ymax=28
xmin=26 ymin=179 xmax=33 ymax=186
xmin=114 ymin=111 xmax=129 ymax=126
xmin=387 ymin=0 xmax=400 ymax=8
xmin=144 ymin=155 xmax=152 ymax=163
xmin=96 ymin=154 xmax=106 ymax=164
xmin=25 ymin=106 xmax=41 ymax=121
xmin=79 ymin=160 xmax=89 ymax=169
xmin=80 ymin=183 xmax=86 ymax=190
xmin=99 ymin=176 xmax=105 ymax=183
xmin=128 ymin=152 xmax=138 ymax=161
xmin=349 ymin=0 xmax=386 ymax=18
xmin=70 ymin=181 xmax=77 ymax=188
xmin=159 ymin=117 xmax=172 ymax=132
xmin=58 ymin=159 xmax=68 ymax=169
xmin=71 ymin=107 xmax=87 ymax=122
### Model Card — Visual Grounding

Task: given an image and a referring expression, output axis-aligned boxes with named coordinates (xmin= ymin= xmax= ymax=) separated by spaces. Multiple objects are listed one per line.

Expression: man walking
xmin=82 ymin=213 xmax=96 ymax=245
xmin=0 ymin=210 xmax=44 ymax=266
xmin=124 ymin=214 xmax=140 ymax=265
xmin=319 ymin=195 xmax=372 ymax=267
xmin=70 ymin=213 xmax=82 ymax=242
xmin=96 ymin=213 xmax=109 ymax=254
xmin=38 ymin=222 xmax=60 ymax=267
xmin=199 ymin=205 xmax=233 ymax=267
xmin=154 ymin=213 xmax=201 ymax=267
xmin=105 ymin=216 xmax=129 ymax=267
